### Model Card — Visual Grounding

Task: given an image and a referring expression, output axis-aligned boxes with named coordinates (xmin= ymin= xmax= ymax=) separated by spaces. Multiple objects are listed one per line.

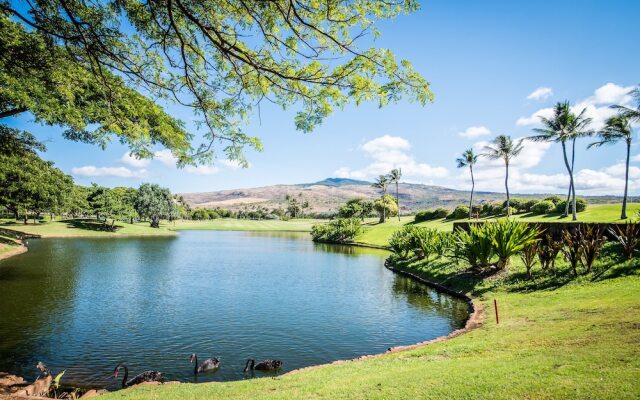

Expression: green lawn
xmin=355 ymin=203 xmax=640 ymax=247
xmin=102 ymin=241 xmax=640 ymax=400
xmin=0 ymin=235 xmax=21 ymax=257
xmin=0 ymin=219 xmax=176 ymax=238
xmin=171 ymin=218 xmax=320 ymax=232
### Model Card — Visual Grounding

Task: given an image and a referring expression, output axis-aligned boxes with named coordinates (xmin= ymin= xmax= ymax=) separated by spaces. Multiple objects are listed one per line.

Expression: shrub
xmin=452 ymin=225 xmax=495 ymax=270
xmin=555 ymin=198 xmax=587 ymax=214
xmin=537 ymin=234 xmax=562 ymax=271
xmin=544 ymin=195 xmax=563 ymax=205
xmin=609 ymin=223 xmax=640 ymax=260
xmin=389 ymin=226 xmax=414 ymax=259
xmin=485 ymin=219 xmax=541 ymax=269
xmin=503 ymin=198 xmax=527 ymax=213
xmin=522 ymin=199 xmax=539 ymax=213
xmin=415 ymin=208 xmax=449 ymax=222
xmin=374 ymin=195 xmax=398 ymax=222
xmin=448 ymin=205 xmax=470 ymax=220
xmin=579 ymin=226 xmax=606 ymax=273
xmin=561 ymin=229 xmax=581 ymax=276
xmin=311 ymin=218 xmax=362 ymax=243
xmin=531 ymin=200 xmax=555 ymax=215
xmin=520 ymin=242 xmax=538 ymax=279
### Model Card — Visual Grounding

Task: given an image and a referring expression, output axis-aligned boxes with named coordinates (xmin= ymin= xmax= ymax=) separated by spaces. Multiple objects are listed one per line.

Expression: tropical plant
xmin=609 ymin=223 xmax=640 ymax=260
xmin=537 ymin=234 xmax=562 ymax=272
xmin=561 ymin=229 xmax=582 ymax=277
xmin=388 ymin=168 xmax=403 ymax=221
xmin=579 ymin=226 xmax=606 ymax=273
xmin=408 ymin=227 xmax=438 ymax=261
xmin=485 ymin=219 xmax=541 ymax=269
xmin=452 ymin=225 xmax=495 ymax=271
xmin=311 ymin=218 xmax=362 ymax=243
xmin=372 ymin=175 xmax=390 ymax=222
xmin=483 ymin=135 xmax=524 ymax=216
xmin=611 ymin=85 xmax=640 ymax=124
xmin=589 ymin=115 xmax=634 ymax=219
xmin=456 ymin=148 xmax=479 ymax=219
xmin=529 ymin=101 xmax=592 ymax=220
xmin=389 ymin=226 xmax=414 ymax=259
xmin=521 ymin=242 xmax=539 ymax=279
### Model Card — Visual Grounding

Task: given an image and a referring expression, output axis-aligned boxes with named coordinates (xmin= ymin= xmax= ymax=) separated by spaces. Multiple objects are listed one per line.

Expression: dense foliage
xmin=311 ymin=218 xmax=362 ymax=243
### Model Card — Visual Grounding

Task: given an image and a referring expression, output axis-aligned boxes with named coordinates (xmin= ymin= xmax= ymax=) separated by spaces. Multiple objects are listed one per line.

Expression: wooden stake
xmin=494 ymin=298 xmax=499 ymax=324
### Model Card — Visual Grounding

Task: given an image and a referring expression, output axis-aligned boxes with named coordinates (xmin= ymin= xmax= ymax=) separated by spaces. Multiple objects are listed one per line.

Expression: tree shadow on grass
xmin=0 ymin=236 xmax=18 ymax=246
xmin=64 ymin=219 xmax=122 ymax=232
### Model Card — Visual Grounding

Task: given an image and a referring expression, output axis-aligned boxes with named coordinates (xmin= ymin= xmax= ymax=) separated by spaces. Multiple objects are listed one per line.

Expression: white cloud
xmin=631 ymin=154 xmax=640 ymax=162
xmin=184 ymin=165 xmax=219 ymax=175
xmin=153 ymin=149 xmax=178 ymax=167
xmin=458 ymin=126 xmax=491 ymax=138
xmin=119 ymin=152 xmax=151 ymax=168
xmin=334 ymin=135 xmax=449 ymax=181
xmin=219 ymin=159 xmax=248 ymax=169
xmin=516 ymin=83 xmax=635 ymax=129
xmin=527 ymin=87 xmax=553 ymax=101
xmin=516 ymin=107 xmax=554 ymax=126
xmin=72 ymin=166 xmax=147 ymax=178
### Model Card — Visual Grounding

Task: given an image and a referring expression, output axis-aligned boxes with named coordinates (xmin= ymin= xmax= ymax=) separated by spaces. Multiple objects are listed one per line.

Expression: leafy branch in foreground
xmin=1 ymin=0 xmax=432 ymax=163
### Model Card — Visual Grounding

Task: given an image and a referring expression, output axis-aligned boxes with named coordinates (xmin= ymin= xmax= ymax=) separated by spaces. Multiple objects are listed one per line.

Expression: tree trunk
xmin=570 ymin=138 xmax=577 ymax=221
xmin=622 ymin=140 xmax=630 ymax=219
xmin=469 ymin=165 xmax=475 ymax=219
xmin=13 ymin=209 xmax=19 ymax=220
xmin=505 ymin=161 xmax=510 ymax=216
xmin=150 ymin=215 xmax=160 ymax=228
xmin=561 ymin=141 xmax=575 ymax=219
xmin=396 ymin=181 xmax=400 ymax=221
xmin=382 ymin=188 xmax=386 ymax=223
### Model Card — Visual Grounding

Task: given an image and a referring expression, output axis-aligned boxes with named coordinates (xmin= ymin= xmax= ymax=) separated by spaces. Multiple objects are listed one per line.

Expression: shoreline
xmin=0 ymin=231 xmax=482 ymax=394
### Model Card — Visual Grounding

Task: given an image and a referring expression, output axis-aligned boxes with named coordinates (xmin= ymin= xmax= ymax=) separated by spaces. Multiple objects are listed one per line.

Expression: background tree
xmin=374 ymin=195 xmax=398 ymax=223
xmin=372 ymin=175 xmax=390 ymax=222
xmin=388 ymin=168 xmax=403 ymax=221
xmin=456 ymin=148 xmax=478 ymax=219
xmin=529 ymin=101 xmax=592 ymax=220
xmin=135 ymin=184 xmax=174 ymax=228
xmin=65 ymin=186 xmax=91 ymax=218
xmin=338 ymin=198 xmax=374 ymax=221
xmin=0 ymin=1 xmax=431 ymax=164
xmin=483 ymin=135 xmax=523 ymax=216
xmin=589 ymin=115 xmax=634 ymax=219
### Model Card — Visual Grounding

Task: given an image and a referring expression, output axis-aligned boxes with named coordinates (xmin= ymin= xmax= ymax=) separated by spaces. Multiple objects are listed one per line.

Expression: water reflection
xmin=0 ymin=232 xmax=468 ymax=388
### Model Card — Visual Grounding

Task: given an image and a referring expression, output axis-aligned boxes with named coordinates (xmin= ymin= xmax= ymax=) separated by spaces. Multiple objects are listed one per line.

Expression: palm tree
xmin=388 ymin=168 xmax=402 ymax=221
xmin=611 ymin=85 xmax=640 ymax=123
xmin=456 ymin=149 xmax=479 ymax=219
xmin=528 ymin=101 xmax=592 ymax=221
xmin=483 ymin=135 xmax=523 ymax=216
xmin=589 ymin=115 xmax=634 ymax=219
xmin=372 ymin=175 xmax=389 ymax=223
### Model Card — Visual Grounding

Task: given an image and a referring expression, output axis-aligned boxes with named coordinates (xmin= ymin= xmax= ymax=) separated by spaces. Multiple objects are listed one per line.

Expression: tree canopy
xmin=0 ymin=0 xmax=432 ymax=165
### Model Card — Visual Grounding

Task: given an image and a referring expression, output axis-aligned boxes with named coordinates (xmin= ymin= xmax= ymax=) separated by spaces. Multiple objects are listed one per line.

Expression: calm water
xmin=0 ymin=231 xmax=469 ymax=389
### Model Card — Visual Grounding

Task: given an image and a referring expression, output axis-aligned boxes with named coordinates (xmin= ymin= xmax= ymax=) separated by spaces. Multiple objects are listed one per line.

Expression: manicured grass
xmin=102 ymin=242 xmax=640 ymax=400
xmin=354 ymin=203 xmax=640 ymax=247
xmin=0 ymin=235 xmax=21 ymax=256
xmin=0 ymin=219 xmax=176 ymax=238
xmin=172 ymin=218 xmax=320 ymax=232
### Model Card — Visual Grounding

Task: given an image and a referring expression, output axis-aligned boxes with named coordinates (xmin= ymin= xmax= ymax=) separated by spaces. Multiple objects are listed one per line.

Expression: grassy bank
xmin=356 ymin=203 xmax=640 ymax=247
xmin=0 ymin=219 xmax=176 ymax=238
xmin=0 ymin=235 xmax=22 ymax=258
xmin=101 ymin=205 xmax=640 ymax=400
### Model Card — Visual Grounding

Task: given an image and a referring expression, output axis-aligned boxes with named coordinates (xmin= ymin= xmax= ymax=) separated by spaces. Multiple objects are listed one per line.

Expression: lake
xmin=0 ymin=231 xmax=469 ymax=389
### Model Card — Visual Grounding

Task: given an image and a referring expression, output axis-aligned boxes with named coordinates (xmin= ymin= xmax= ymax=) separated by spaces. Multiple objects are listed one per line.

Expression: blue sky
xmin=5 ymin=0 xmax=640 ymax=195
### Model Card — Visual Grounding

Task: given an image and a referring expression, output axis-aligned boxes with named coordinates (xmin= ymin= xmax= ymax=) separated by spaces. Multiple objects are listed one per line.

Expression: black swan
xmin=113 ymin=363 xmax=163 ymax=388
xmin=189 ymin=354 xmax=220 ymax=374
xmin=243 ymin=359 xmax=283 ymax=372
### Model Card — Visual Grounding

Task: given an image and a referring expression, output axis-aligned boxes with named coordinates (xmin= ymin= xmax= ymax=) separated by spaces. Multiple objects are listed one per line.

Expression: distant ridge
xmin=179 ymin=177 xmax=629 ymax=214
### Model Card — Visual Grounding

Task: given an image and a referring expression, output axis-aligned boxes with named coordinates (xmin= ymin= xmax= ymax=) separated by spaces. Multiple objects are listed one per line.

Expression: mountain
xmin=179 ymin=178 xmax=545 ymax=214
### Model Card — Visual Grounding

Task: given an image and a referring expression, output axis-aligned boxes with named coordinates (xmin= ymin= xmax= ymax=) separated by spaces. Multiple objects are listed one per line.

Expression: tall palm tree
xmin=589 ymin=115 xmax=634 ymax=219
xmin=372 ymin=175 xmax=389 ymax=223
xmin=483 ymin=135 xmax=523 ymax=216
xmin=456 ymin=148 xmax=478 ymax=219
xmin=388 ymin=168 xmax=402 ymax=221
xmin=528 ymin=101 xmax=592 ymax=220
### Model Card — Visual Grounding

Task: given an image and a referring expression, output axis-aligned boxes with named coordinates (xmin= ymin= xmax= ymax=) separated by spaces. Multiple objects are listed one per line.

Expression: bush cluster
xmin=414 ymin=208 xmax=449 ymax=222
xmin=311 ymin=218 xmax=362 ymax=243
xmin=389 ymin=226 xmax=453 ymax=261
